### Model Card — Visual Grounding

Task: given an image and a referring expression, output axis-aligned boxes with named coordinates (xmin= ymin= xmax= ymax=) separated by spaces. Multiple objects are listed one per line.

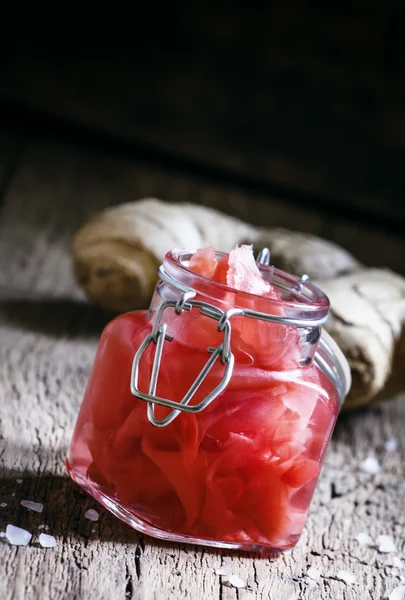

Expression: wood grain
xmin=0 ymin=136 xmax=404 ymax=599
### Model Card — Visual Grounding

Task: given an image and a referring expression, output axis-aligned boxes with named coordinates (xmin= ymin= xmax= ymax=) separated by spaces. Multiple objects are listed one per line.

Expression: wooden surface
xmin=0 ymin=131 xmax=405 ymax=600
xmin=1 ymin=2 xmax=405 ymax=228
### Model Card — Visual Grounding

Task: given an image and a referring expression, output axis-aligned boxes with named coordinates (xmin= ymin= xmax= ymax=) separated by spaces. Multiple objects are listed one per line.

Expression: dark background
xmin=1 ymin=2 xmax=405 ymax=234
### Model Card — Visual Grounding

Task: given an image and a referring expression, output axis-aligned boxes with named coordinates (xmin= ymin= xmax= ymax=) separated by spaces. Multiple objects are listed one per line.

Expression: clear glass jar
xmin=67 ymin=248 xmax=350 ymax=554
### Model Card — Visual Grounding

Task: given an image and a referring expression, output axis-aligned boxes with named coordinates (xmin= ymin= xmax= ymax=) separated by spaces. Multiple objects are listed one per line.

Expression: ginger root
xmin=72 ymin=198 xmax=405 ymax=409
xmin=313 ymin=270 xmax=405 ymax=408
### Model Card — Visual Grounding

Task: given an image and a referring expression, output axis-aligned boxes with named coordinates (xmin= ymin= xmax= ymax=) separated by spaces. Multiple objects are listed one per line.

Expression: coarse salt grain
xmin=20 ymin=500 xmax=43 ymax=513
xmin=0 ymin=502 xmax=7 ymax=507
xmin=0 ymin=531 xmax=5 ymax=537
xmin=84 ymin=509 xmax=99 ymax=522
xmin=356 ymin=532 xmax=373 ymax=546
xmin=385 ymin=438 xmax=399 ymax=452
xmin=307 ymin=567 xmax=321 ymax=581
xmin=45 ymin=525 xmax=49 ymax=531
xmin=224 ymin=574 xmax=246 ymax=589
xmin=336 ymin=570 xmax=356 ymax=584
xmin=38 ymin=525 xmax=45 ymax=530
xmin=393 ymin=557 xmax=404 ymax=568
xmin=39 ymin=533 xmax=57 ymax=548
xmin=378 ymin=535 xmax=397 ymax=553
xmin=6 ymin=524 xmax=32 ymax=546
xmin=388 ymin=585 xmax=405 ymax=600
xmin=16 ymin=479 xmax=23 ymax=484
xmin=359 ymin=456 xmax=380 ymax=475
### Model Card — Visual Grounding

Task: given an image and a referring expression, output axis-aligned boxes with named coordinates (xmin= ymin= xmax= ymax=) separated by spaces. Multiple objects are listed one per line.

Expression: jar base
xmin=67 ymin=463 xmax=297 ymax=555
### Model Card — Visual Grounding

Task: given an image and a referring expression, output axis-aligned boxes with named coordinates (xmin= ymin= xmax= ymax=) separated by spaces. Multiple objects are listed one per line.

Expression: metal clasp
xmin=130 ymin=250 xmax=328 ymax=428
xmin=130 ymin=297 xmax=235 ymax=428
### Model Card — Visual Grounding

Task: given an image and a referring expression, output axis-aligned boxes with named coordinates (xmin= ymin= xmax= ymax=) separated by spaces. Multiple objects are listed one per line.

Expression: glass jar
xmin=67 ymin=248 xmax=350 ymax=554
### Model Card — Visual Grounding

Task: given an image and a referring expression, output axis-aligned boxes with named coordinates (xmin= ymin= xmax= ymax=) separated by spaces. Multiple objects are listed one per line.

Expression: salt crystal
xmin=6 ymin=524 xmax=32 ymax=546
xmin=39 ymin=533 xmax=57 ymax=548
xmin=336 ymin=570 xmax=356 ymax=584
xmin=307 ymin=567 xmax=321 ymax=581
xmin=38 ymin=525 xmax=45 ymax=530
xmin=11 ymin=493 xmax=15 ymax=497
xmin=84 ymin=509 xmax=99 ymax=522
xmin=215 ymin=566 xmax=230 ymax=576
xmin=92 ymin=529 xmax=96 ymax=533
xmin=20 ymin=500 xmax=43 ymax=513
xmin=393 ymin=557 xmax=404 ymax=568
xmin=45 ymin=525 xmax=49 ymax=531
xmin=355 ymin=532 xmax=373 ymax=546
xmin=359 ymin=456 xmax=380 ymax=475
xmin=0 ymin=531 xmax=5 ymax=537
xmin=388 ymin=585 xmax=405 ymax=600
xmin=16 ymin=479 xmax=23 ymax=484
xmin=225 ymin=574 xmax=246 ymax=589
xmin=378 ymin=535 xmax=397 ymax=553
xmin=385 ymin=439 xmax=399 ymax=452
xmin=0 ymin=502 xmax=7 ymax=508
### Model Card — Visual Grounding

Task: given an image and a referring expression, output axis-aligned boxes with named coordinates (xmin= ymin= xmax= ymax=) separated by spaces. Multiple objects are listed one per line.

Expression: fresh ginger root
xmin=72 ymin=198 xmax=405 ymax=409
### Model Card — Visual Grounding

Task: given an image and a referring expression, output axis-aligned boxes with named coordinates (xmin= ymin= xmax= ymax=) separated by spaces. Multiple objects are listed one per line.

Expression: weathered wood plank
xmin=0 ymin=138 xmax=404 ymax=600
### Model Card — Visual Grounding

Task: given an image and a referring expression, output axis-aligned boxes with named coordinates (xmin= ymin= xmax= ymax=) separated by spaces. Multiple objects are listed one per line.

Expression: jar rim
xmin=164 ymin=248 xmax=330 ymax=320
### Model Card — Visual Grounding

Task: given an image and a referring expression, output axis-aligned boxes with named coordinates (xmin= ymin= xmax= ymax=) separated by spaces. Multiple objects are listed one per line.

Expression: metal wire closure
xmin=130 ymin=252 xmax=329 ymax=427
xmin=256 ymin=247 xmax=271 ymax=265
xmin=130 ymin=298 xmax=235 ymax=427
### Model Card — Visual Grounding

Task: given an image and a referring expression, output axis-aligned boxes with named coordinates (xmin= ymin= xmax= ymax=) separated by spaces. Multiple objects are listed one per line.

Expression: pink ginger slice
xmin=189 ymin=247 xmax=218 ymax=279
xmin=227 ymin=245 xmax=271 ymax=295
